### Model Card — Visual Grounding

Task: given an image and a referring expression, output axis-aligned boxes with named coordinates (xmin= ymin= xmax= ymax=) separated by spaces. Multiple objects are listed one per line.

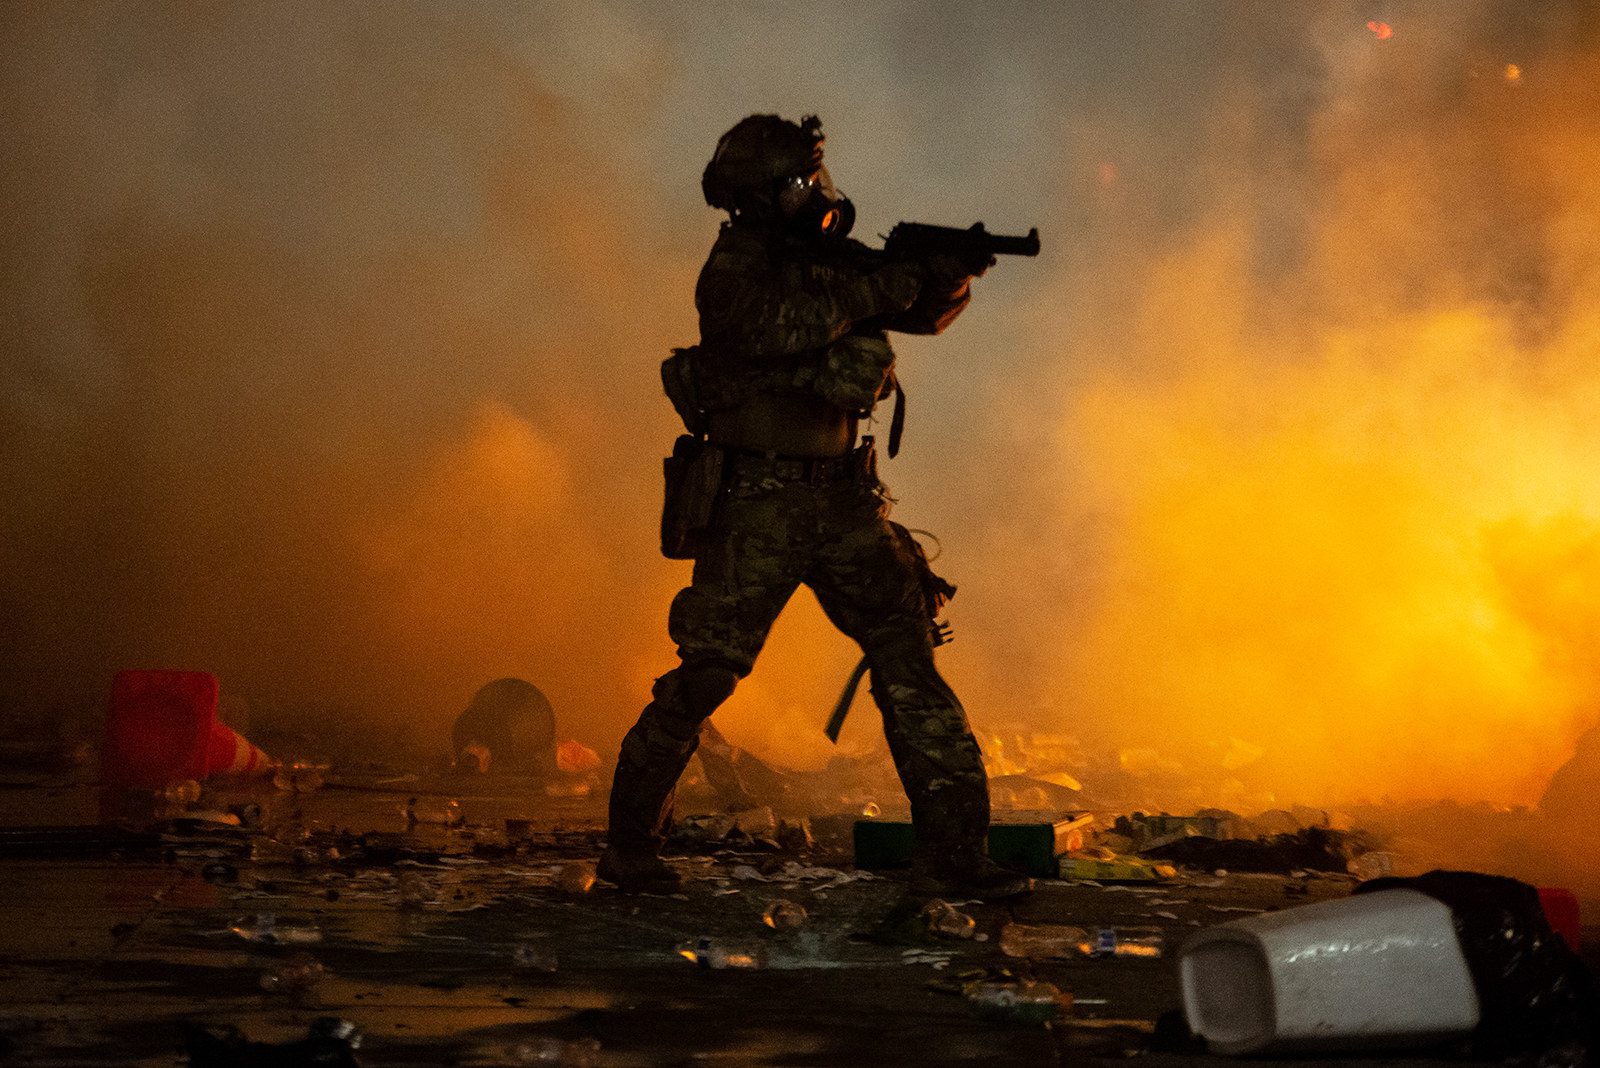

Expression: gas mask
xmin=777 ymin=165 xmax=855 ymax=242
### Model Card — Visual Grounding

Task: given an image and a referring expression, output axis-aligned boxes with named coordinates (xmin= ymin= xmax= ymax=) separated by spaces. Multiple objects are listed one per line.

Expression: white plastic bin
xmin=1179 ymin=888 xmax=1480 ymax=1054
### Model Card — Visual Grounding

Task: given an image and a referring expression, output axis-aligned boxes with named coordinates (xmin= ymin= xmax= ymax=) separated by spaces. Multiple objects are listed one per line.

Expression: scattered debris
xmin=229 ymin=913 xmax=322 ymax=945
xmin=762 ymin=899 xmax=806 ymax=930
xmin=258 ymin=950 xmax=325 ymax=995
xmin=964 ymin=979 xmax=1067 ymax=1025
xmin=512 ymin=1035 xmax=601 ymax=1066
xmin=512 ymin=940 xmax=559 ymax=973
xmin=180 ymin=1018 xmax=361 ymax=1068
xmin=1142 ymin=825 xmax=1366 ymax=874
xmin=1057 ymin=849 xmax=1175 ymax=882
xmin=922 ymin=899 xmax=977 ymax=940
xmin=553 ymin=861 xmax=597 ymax=895
xmin=998 ymin=922 xmax=1087 ymax=960
xmin=1346 ymin=850 xmax=1396 ymax=881
xmin=677 ymin=936 xmax=768 ymax=969
xmin=403 ymin=797 xmax=462 ymax=828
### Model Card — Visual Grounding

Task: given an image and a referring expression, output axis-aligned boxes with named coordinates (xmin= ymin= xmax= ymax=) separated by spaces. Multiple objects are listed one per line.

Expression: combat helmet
xmin=702 ymin=114 xmax=826 ymax=216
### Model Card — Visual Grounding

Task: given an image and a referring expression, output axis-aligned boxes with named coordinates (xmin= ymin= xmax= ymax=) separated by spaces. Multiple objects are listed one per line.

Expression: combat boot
xmin=597 ymin=844 xmax=682 ymax=895
xmin=910 ymin=853 xmax=1033 ymax=901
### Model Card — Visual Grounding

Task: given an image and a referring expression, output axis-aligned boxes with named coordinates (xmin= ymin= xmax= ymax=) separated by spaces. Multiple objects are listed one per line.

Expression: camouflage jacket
xmin=692 ymin=222 xmax=971 ymax=415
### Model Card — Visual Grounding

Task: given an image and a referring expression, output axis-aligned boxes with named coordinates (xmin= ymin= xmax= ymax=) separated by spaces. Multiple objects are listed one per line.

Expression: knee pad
xmin=678 ymin=662 xmax=739 ymax=720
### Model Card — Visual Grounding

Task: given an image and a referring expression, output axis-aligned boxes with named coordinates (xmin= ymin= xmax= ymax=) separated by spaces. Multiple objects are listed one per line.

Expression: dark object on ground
xmin=1354 ymin=870 xmax=1600 ymax=1058
xmin=452 ymin=678 xmax=556 ymax=777
xmin=1143 ymin=827 xmax=1364 ymax=873
xmin=180 ymin=1017 xmax=360 ymax=1067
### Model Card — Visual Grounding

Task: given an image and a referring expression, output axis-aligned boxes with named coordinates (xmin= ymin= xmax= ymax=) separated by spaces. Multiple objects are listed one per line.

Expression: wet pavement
xmin=0 ymin=773 xmax=1594 ymax=1066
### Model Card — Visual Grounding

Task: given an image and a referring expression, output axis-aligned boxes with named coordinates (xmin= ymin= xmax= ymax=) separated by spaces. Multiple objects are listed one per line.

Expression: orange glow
xmin=1011 ymin=44 xmax=1600 ymax=813
xmin=1506 ymin=64 xmax=1522 ymax=82
xmin=1062 ymin=295 xmax=1600 ymax=808
xmin=556 ymin=740 xmax=601 ymax=772
xmin=1367 ymin=21 xmax=1393 ymax=39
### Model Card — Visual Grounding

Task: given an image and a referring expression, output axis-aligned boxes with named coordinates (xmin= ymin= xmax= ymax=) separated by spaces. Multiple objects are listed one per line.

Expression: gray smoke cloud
xmin=5 ymin=0 xmax=1600 ymax=842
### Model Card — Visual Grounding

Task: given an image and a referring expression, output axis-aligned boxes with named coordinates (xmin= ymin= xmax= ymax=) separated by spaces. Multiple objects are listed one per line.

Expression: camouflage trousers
xmin=608 ymin=446 xmax=992 ymax=861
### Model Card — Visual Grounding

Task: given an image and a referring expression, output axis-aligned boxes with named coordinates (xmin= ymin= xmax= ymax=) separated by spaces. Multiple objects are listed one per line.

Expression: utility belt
xmin=722 ymin=439 xmax=877 ymax=487
xmin=661 ymin=437 xmax=878 ymax=559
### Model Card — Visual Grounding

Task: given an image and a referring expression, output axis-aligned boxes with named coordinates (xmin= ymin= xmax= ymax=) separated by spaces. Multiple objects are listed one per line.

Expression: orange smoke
xmin=1004 ymin=34 xmax=1600 ymax=811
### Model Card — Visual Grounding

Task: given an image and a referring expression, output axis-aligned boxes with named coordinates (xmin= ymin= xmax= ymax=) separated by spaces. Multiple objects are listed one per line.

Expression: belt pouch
xmin=661 ymin=435 xmax=724 ymax=560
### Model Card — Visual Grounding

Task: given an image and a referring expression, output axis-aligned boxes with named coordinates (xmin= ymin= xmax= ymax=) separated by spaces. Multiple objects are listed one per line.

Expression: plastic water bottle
xmin=231 ymin=913 xmax=322 ymax=945
xmin=998 ymin=922 xmax=1090 ymax=960
xmin=762 ymin=899 xmax=807 ymax=931
xmin=965 ymin=979 xmax=1067 ymax=1024
xmin=676 ymin=937 xmax=768 ymax=969
xmin=513 ymin=941 xmax=559 ymax=973
xmin=163 ymin=780 xmax=202 ymax=805
xmin=258 ymin=951 xmax=324 ymax=993
xmin=397 ymin=871 xmax=438 ymax=909
xmin=554 ymin=862 xmax=597 ymax=895
xmin=922 ymin=899 xmax=977 ymax=939
xmin=405 ymin=797 xmax=463 ymax=827
xmin=1087 ymin=926 xmax=1164 ymax=959
xmin=273 ymin=761 xmax=326 ymax=794
xmin=514 ymin=1036 xmax=601 ymax=1066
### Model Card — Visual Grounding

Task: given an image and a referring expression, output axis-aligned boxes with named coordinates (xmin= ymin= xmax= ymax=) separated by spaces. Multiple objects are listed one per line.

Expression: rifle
xmin=883 ymin=221 xmax=1040 ymax=271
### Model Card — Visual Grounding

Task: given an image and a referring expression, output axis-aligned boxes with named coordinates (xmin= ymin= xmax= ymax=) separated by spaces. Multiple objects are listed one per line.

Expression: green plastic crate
xmin=853 ymin=810 xmax=1092 ymax=877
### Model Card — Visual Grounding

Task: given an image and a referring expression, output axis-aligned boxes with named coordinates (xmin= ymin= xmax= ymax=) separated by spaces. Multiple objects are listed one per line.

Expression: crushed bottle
xmin=965 ymin=979 xmax=1068 ymax=1025
xmin=554 ymin=862 xmax=597 ymax=895
xmin=514 ymin=1036 xmax=601 ymax=1066
xmin=922 ymin=899 xmax=977 ymax=940
xmin=258 ymin=951 xmax=324 ymax=994
xmin=512 ymin=941 xmax=558 ymax=973
xmin=762 ymin=899 xmax=807 ymax=931
xmin=677 ymin=937 xmax=769 ymax=969
xmin=163 ymin=779 xmax=202 ymax=806
xmin=998 ymin=922 xmax=1090 ymax=960
xmin=231 ymin=913 xmax=322 ymax=945
xmin=404 ymin=796 xmax=463 ymax=827
xmin=397 ymin=871 xmax=438 ymax=909
xmin=273 ymin=761 xmax=326 ymax=794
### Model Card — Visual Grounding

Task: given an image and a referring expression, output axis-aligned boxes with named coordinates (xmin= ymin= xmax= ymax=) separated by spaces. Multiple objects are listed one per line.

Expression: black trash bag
xmin=1354 ymin=870 xmax=1598 ymax=1057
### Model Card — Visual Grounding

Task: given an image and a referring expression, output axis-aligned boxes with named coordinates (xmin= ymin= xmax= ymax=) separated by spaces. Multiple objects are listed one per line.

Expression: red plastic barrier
xmin=101 ymin=668 xmax=271 ymax=785
xmin=101 ymin=669 xmax=220 ymax=787
xmin=1537 ymin=887 xmax=1581 ymax=953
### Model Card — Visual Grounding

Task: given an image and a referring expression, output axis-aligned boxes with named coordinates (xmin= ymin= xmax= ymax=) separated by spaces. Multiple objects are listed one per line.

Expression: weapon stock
xmin=824 ymin=657 xmax=869 ymax=743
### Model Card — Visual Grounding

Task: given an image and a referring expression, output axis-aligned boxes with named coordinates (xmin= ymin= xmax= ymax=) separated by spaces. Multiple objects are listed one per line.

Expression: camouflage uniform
xmin=607 ymin=221 xmax=996 ymax=870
